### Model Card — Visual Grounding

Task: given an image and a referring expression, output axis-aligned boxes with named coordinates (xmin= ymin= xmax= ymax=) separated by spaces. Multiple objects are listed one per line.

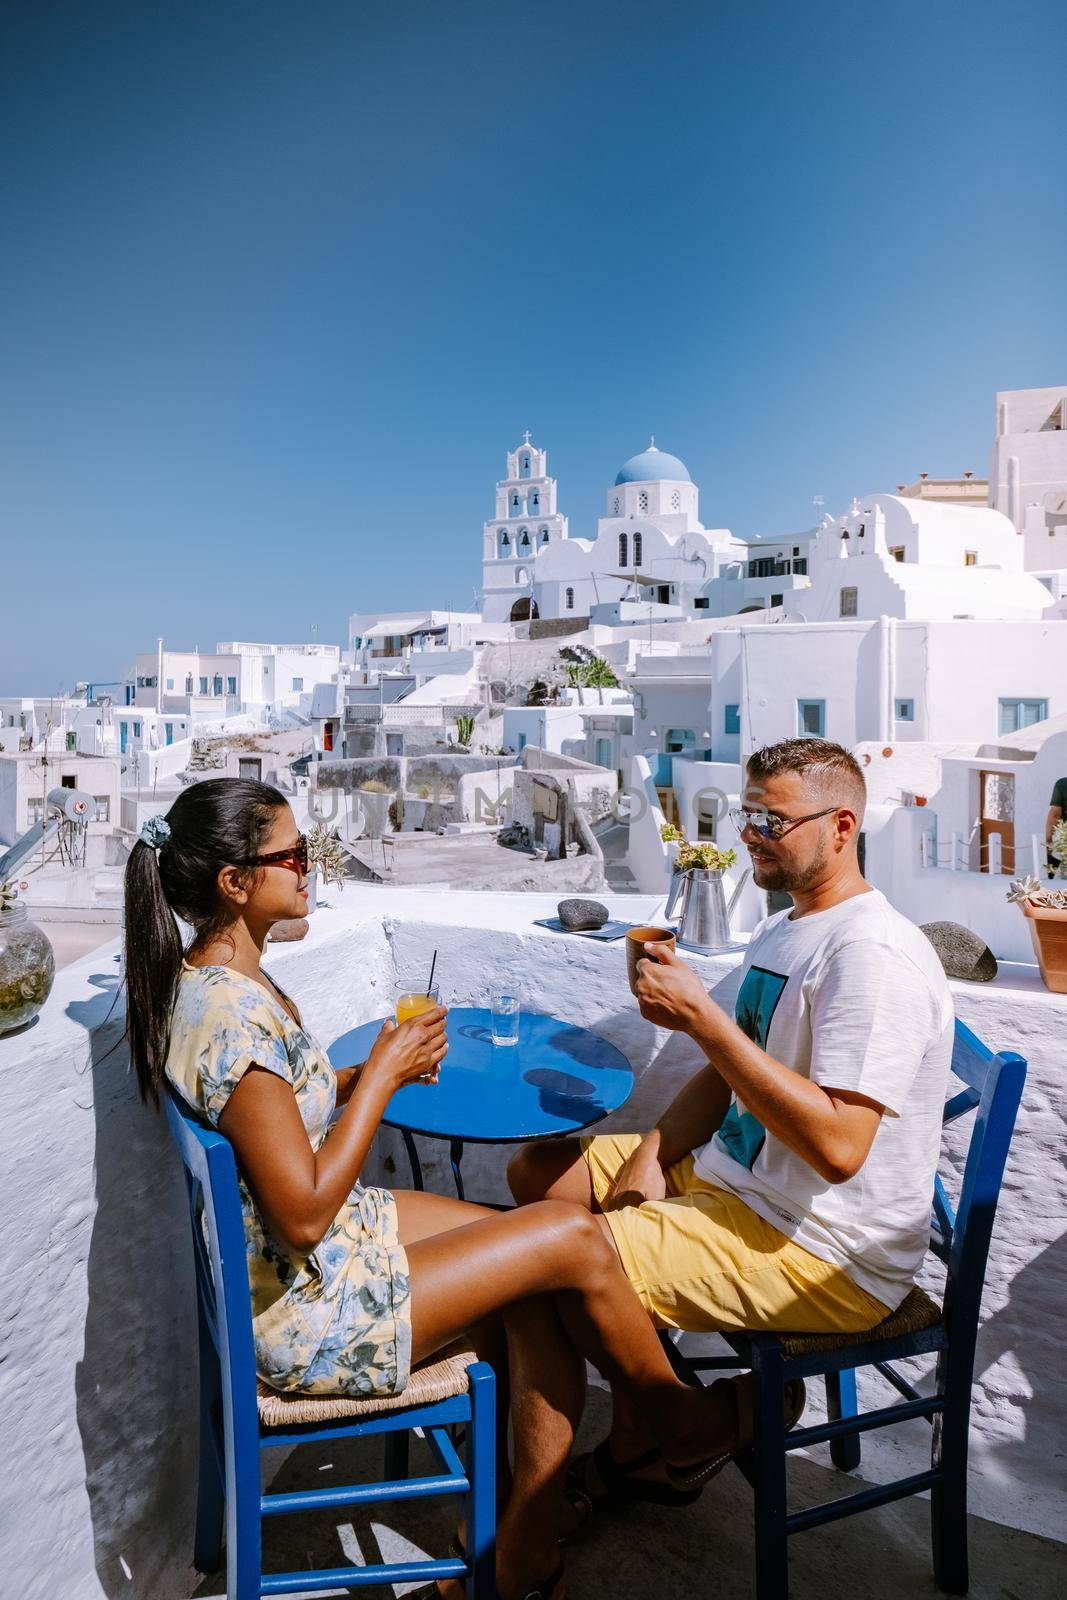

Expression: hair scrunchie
xmin=139 ymin=814 xmax=172 ymax=850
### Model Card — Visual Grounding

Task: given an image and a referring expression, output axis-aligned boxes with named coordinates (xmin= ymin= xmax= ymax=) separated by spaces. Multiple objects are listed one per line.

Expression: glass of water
xmin=489 ymin=982 xmax=520 ymax=1047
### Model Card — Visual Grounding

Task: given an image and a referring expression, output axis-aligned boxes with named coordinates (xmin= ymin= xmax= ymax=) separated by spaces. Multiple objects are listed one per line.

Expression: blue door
xmin=119 ymin=722 xmax=127 ymax=754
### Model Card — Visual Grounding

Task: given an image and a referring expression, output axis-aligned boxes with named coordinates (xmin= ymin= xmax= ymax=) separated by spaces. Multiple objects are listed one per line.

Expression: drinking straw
xmin=427 ymin=949 xmax=438 ymax=994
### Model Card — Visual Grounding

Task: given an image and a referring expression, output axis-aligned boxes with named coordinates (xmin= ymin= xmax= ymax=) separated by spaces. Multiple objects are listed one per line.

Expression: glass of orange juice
xmin=395 ymin=982 xmax=441 ymax=1025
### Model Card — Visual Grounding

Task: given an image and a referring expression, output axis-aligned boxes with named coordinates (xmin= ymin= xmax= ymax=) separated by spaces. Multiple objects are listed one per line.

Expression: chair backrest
xmin=165 ymin=1090 xmax=262 ymax=1448
xmin=932 ymin=1020 xmax=1026 ymax=1353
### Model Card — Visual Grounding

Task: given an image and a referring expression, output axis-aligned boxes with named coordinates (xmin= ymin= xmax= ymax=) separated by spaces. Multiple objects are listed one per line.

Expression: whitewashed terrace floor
xmin=187 ymin=1387 xmax=1064 ymax=1600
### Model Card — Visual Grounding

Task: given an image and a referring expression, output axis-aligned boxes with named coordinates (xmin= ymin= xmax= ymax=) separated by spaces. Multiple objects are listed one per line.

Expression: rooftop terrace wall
xmin=0 ymin=887 xmax=1064 ymax=1598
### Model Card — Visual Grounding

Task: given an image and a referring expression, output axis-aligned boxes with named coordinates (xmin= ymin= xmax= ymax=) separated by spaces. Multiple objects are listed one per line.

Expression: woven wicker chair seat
xmin=257 ymin=1346 xmax=478 ymax=1428
xmin=772 ymin=1285 xmax=943 ymax=1359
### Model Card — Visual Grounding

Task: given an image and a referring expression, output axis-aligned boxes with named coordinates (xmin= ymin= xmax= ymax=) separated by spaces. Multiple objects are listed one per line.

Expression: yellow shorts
xmin=582 ymin=1133 xmax=889 ymax=1335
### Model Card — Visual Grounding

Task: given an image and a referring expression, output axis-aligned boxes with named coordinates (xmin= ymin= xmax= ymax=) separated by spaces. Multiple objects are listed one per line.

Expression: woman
xmin=125 ymin=778 xmax=734 ymax=1600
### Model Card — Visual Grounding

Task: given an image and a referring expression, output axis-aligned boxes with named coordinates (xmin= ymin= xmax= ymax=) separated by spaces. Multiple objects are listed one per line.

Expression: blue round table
xmin=328 ymin=1007 xmax=634 ymax=1200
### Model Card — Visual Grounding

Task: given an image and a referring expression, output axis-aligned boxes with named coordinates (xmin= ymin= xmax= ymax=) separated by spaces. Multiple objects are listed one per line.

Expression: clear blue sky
xmin=1 ymin=0 xmax=1064 ymax=694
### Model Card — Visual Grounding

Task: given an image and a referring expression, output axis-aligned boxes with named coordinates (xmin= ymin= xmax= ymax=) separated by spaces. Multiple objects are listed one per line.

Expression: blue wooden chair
xmin=165 ymin=1090 xmax=497 ymax=1599
xmin=665 ymin=1018 xmax=1026 ymax=1599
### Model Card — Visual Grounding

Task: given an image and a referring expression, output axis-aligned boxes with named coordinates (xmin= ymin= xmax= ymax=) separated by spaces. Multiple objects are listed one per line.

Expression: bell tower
xmin=481 ymin=433 xmax=569 ymax=622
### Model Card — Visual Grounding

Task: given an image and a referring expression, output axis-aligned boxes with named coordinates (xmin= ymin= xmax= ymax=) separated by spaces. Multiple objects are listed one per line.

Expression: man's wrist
xmin=682 ymin=991 xmax=721 ymax=1041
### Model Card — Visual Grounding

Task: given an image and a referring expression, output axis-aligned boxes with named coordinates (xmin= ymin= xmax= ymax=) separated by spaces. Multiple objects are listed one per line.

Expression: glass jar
xmin=0 ymin=902 xmax=56 ymax=1034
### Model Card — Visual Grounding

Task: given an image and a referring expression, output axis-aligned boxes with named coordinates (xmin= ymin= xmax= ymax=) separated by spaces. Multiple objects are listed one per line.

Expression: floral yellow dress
xmin=165 ymin=961 xmax=412 ymax=1397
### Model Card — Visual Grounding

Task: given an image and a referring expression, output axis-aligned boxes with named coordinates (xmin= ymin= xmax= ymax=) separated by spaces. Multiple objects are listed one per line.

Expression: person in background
xmin=1046 ymin=775 xmax=1067 ymax=876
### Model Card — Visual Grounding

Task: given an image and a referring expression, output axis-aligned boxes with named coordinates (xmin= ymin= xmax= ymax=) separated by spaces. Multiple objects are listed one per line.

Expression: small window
xmin=889 ymin=546 xmax=905 ymax=563
xmin=292 ymin=677 xmax=303 ymax=692
xmin=840 ymin=586 xmax=858 ymax=617
xmin=199 ymin=676 xmax=208 ymax=694
xmin=633 ymin=531 xmax=643 ymax=566
xmin=638 ymin=491 xmax=649 ymax=513
xmin=65 ymin=731 xmax=76 ymax=751
xmin=671 ymin=490 xmax=681 ymax=510
xmin=964 ymin=550 xmax=978 ymax=566
xmin=212 ymin=675 xmax=223 ymax=696
xmin=797 ymin=700 xmax=825 ymax=737
xmin=185 ymin=674 xmax=194 ymax=693
xmin=792 ymin=546 xmax=800 ymax=557
xmin=793 ymin=558 xmax=808 ymax=575
xmin=895 ymin=699 xmax=914 ymax=722
xmin=618 ymin=532 xmax=628 ymax=567
xmin=771 ymin=593 xmax=783 ymax=607
xmin=565 ymin=587 xmax=574 ymax=610
xmin=613 ymin=496 xmax=620 ymax=514
xmin=165 ymin=677 xmax=174 ymax=690
xmin=998 ymin=698 xmax=1048 ymax=735
xmin=693 ymin=596 xmax=710 ymax=609
xmin=724 ymin=704 xmax=740 ymax=735
xmin=94 ymin=795 xmax=110 ymax=822
xmin=666 ymin=727 xmax=696 ymax=753
xmin=133 ymin=721 xmax=142 ymax=737
xmin=227 ymin=675 xmax=237 ymax=695
xmin=164 ymin=722 xmax=174 ymax=745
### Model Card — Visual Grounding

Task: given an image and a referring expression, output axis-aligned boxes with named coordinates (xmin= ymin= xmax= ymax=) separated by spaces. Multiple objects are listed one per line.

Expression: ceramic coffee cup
xmin=626 ymin=926 xmax=676 ymax=997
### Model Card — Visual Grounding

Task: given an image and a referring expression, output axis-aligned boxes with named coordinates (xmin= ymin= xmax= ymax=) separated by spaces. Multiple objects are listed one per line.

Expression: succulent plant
xmin=661 ymin=826 xmax=736 ymax=873
xmin=0 ymin=879 xmax=19 ymax=913
xmin=676 ymin=841 xmax=738 ymax=873
xmin=1006 ymin=874 xmax=1067 ymax=911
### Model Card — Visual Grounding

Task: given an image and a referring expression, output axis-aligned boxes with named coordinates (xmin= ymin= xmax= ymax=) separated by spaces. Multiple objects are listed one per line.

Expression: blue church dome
xmin=614 ymin=442 xmax=691 ymax=485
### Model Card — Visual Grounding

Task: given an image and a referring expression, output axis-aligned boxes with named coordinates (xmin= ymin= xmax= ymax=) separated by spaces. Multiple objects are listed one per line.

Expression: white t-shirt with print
xmin=692 ymin=888 xmax=954 ymax=1311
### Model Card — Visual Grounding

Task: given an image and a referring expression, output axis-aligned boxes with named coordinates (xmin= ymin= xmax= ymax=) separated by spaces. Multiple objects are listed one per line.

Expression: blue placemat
xmin=533 ymin=916 xmax=635 ymax=941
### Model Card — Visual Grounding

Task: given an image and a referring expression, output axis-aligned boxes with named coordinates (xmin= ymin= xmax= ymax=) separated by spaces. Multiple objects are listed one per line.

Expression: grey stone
xmin=921 ymin=920 xmax=998 ymax=982
xmin=558 ymin=897 xmax=609 ymax=931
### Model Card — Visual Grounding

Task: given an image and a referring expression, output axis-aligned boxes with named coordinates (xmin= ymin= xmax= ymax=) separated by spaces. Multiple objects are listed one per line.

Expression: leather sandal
xmin=664 ymin=1374 xmax=807 ymax=1493
xmin=566 ymin=1438 xmax=702 ymax=1514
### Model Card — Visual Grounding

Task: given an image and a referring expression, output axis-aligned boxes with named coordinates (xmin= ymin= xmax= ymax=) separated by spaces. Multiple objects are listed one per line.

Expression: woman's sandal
xmin=444 ymin=1538 xmax=565 ymax=1600
xmin=664 ymin=1373 xmax=807 ymax=1493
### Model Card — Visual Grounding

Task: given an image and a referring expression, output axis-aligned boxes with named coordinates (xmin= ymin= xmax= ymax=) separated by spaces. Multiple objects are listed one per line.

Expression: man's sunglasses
xmin=728 ymin=805 xmax=840 ymax=842
xmin=236 ymin=833 xmax=309 ymax=875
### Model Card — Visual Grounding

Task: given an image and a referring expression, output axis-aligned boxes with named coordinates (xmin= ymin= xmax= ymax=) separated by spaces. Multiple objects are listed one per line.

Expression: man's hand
xmin=635 ymin=941 xmax=717 ymax=1034
xmin=601 ymin=1133 xmax=668 ymax=1211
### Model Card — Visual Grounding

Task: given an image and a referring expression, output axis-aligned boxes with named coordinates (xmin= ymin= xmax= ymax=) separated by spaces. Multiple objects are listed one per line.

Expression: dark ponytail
xmin=123 ymin=777 xmax=287 ymax=1105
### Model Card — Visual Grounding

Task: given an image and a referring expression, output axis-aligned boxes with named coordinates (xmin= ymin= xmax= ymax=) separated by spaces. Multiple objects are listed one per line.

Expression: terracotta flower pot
xmin=1021 ymin=901 xmax=1067 ymax=993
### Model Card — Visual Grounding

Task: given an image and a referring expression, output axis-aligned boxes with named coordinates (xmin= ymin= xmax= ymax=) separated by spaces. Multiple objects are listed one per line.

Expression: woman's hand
xmin=363 ymin=1008 xmax=448 ymax=1092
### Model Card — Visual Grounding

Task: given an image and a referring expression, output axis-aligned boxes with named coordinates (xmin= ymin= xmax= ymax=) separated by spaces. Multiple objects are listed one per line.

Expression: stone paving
xmin=189 ymin=1387 xmax=1064 ymax=1600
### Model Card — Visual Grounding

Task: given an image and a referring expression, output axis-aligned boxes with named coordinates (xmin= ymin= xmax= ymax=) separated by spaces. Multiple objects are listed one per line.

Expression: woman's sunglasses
xmin=236 ymin=833 xmax=309 ymax=876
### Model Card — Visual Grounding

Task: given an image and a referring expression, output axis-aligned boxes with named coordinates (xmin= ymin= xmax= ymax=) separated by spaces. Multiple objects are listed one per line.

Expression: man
xmin=1047 ymin=775 xmax=1067 ymax=875
xmin=510 ymin=737 xmax=954 ymax=1507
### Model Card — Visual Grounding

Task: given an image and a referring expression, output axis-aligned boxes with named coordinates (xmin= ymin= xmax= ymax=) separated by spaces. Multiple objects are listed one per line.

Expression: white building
xmin=130 ymin=640 xmax=340 ymax=724
xmin=989 ymin=385 xmax=1067 ymax=569
xmin=0 ymin=750 xmax=121 ymax=849
xmin=781 ymin=493 xmax=1053 ymax=626
xmin=480 ymin=437 xmax=779 ymax=626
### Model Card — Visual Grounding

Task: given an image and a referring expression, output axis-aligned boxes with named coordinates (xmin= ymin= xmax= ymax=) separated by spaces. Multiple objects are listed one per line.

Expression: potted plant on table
xmin=1006 ymin=875 xmax=1067 ymax=993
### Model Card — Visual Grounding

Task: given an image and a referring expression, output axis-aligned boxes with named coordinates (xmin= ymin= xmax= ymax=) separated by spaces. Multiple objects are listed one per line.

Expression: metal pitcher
xmin=665 ymin=866 xmax=750 ymax=955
